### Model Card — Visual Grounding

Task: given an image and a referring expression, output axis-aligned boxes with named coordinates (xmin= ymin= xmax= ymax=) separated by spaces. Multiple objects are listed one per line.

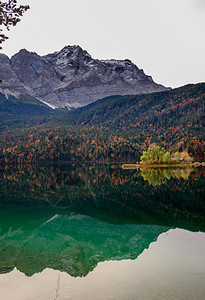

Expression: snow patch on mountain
xmin=0 ymin=45 xmax=170 ymax=108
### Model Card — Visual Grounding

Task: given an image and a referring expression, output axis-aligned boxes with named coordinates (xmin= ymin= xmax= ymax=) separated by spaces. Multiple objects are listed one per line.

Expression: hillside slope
xmin=0 ymin=83 xmax=204 ymax=164
xmin=67 ymin=83 xmax=205 ymax=132
xmin=0 ymin=92 xmax=52 ymax=130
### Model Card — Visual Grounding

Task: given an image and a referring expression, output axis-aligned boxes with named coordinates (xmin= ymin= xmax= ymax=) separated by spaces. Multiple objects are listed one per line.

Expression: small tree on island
xmin=140 ymin=145 xmax=194 ymax=165
xmin=140 ymin=145 xmax=171 ymax=165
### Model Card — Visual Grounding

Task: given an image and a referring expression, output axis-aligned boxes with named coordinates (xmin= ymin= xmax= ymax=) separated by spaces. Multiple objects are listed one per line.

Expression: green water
xmin=0 ymin=165 xmax=204 ymax=299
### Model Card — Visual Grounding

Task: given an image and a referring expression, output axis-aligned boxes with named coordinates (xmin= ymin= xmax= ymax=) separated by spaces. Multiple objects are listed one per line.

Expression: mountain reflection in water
xmin=0 ymin=208 xmax=169 ymax=277
xmin=0 ymin=164 xmax=204 ymax=277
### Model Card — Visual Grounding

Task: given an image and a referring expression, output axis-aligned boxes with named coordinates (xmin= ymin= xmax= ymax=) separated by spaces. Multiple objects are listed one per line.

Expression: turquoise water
xmin=0 ymin=165 xmax=204 ymax=299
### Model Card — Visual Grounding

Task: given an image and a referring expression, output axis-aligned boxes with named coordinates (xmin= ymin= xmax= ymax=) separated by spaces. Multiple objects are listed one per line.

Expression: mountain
xmin=0 ymin=45 xmax=169 ymax=108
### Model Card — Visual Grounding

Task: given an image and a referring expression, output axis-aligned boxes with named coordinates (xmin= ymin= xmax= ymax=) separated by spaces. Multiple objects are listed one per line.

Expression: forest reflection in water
xmin=0 ymin=164 xmax=204 ymax=280
xmin=140 ymin=166 xmax=194 ymax=186
xmin=0 ymin=164 xmax=204 ymax=228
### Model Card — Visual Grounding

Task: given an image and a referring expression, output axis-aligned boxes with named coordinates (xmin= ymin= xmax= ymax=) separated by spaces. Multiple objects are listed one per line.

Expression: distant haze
xmin=1 ymin=0 xmax=205 ymax=88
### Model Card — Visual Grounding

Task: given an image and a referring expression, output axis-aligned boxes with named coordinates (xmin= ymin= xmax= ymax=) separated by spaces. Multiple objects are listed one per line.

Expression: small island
xmin=122 ymin=145 xmax=205 ymax=169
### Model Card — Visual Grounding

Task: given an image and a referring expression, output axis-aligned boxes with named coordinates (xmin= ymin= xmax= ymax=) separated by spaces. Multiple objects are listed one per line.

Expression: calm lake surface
xmin=0 ymin=164 xmax=204 ymax=299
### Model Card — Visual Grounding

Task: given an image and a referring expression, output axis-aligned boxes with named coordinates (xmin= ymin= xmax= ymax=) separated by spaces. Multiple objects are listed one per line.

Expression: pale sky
xmin=1 ymin=0 xmax=205 ymax=88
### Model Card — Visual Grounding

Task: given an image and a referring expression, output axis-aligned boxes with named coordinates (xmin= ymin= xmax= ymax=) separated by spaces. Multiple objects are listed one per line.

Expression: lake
xmin=0 ymin=164 xmax=204 ymax=299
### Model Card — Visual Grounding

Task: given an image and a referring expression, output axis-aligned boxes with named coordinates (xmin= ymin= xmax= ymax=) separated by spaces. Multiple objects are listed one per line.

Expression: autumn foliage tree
xmin=172 ymin=151 xmax=193 ymax=163
xmin=140 ymin=145 xmax=171 ymax=165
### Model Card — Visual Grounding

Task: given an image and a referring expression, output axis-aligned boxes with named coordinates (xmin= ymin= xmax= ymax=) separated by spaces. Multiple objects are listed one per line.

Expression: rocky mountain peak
xmin=14 ymin=48 xmax=34 ymax=56
xmin=44 ymin=45 xmax=93 ymax=69
xmin=0 ymin=45 xmax=170 ymax=108
xmin=60 ymin=45 xmax=91 ymax=58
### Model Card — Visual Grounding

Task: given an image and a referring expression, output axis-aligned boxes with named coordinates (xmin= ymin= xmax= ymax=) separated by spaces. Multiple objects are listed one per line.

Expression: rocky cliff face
xmin=0 ymin=45 xmax=170 ymax=108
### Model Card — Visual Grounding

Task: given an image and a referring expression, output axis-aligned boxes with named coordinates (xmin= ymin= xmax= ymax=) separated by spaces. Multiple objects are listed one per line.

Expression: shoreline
xmin=122 ymin=162 xmax=205 ymax=169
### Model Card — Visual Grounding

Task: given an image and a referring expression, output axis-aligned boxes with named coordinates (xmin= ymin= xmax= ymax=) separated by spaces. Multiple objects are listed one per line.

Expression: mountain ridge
xmin=0 ymin=45 xmax=170 ymax=108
